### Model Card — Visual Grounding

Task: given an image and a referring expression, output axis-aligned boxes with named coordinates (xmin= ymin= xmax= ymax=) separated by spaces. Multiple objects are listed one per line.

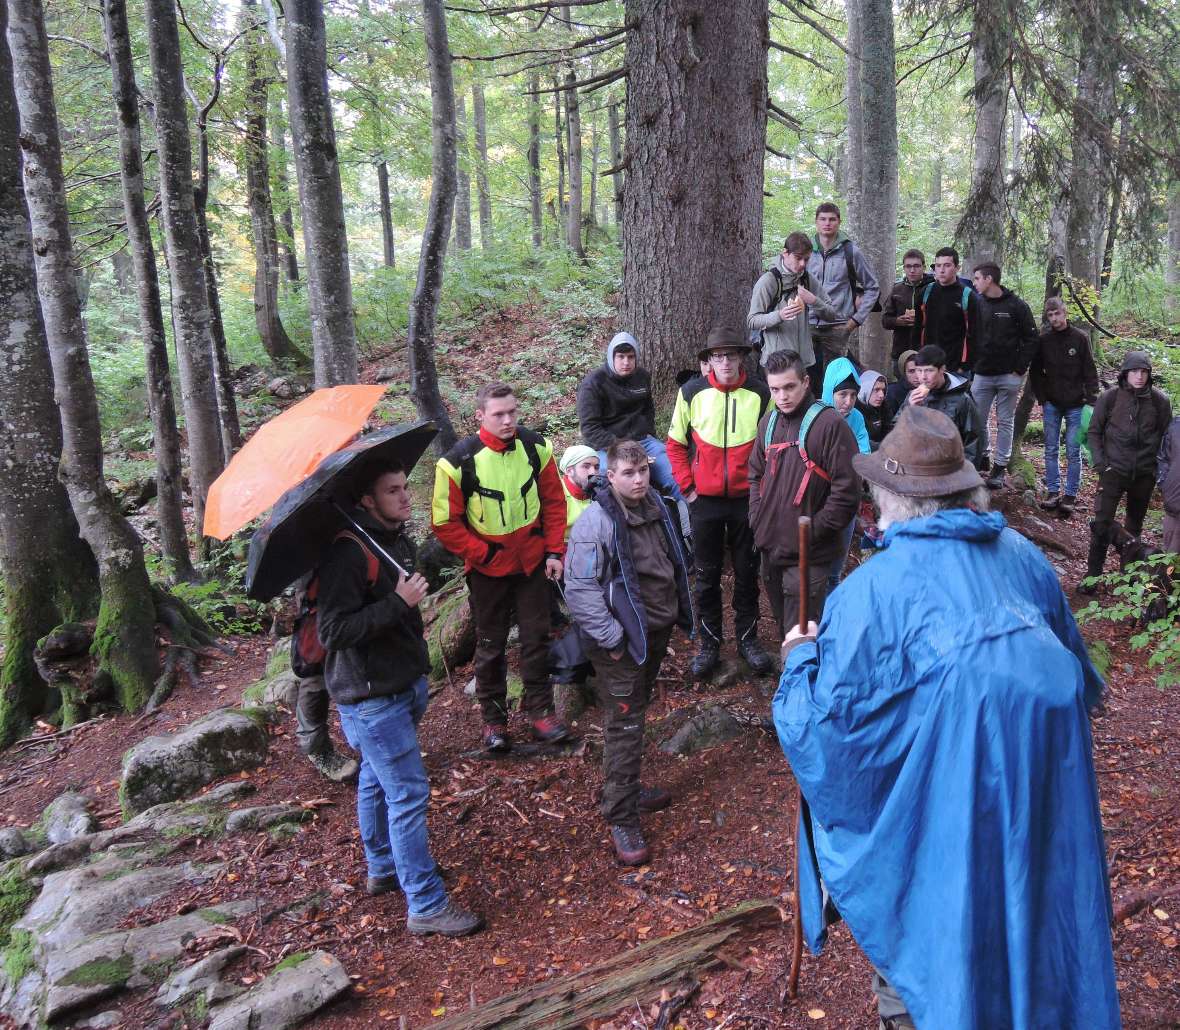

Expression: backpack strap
xmin=763 ymin=408 xmax=780 ymax=451
xmin=844 ymin=245 xmax=858 ymax=295
xmin=764 ymin=402 xmax=833 ymax=506
xmin=959 ymin=286 xmax=971 ymax=366
xmin=335 ymin=530 xmax=380 ymax=588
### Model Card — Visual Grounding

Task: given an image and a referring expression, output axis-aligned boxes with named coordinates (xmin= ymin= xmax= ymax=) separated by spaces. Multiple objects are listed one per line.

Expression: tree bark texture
xmin=101 ymin=0 xmax=194 ymax=582
xmin=527 ymin=71 xmax=543 ymax=247
xmin=1066 ymin=45 xmax=1116 ymax=292
xmin=588 ymin=104 xmax=599 ymax=229
xmin=1167 ymin=181 xmax=1180 ymax=320
xmin=143 ymin=0 xmax=226 ymax=535
xmin=271 ymin=103 xmax=300 ymax=283
xmin=843 ymin=0 xmax=863 ymax=234
xmin=408 ymin=0 xmax=458 ymax=453
xmin=608 ymin=100 xmax=623 ymax=230
xmin=284 ymin=0 xmax=359 ymax=386
xmin=472 ymin=79 xmax=493 ymax=252
xmin=553 ymin=75 xmax=565 ymax=239
xmin=0 ymin=1 xmax=98 ymax=745
xmin=192 ymin=97 xmax=241 ymax=457
xmin=852 ymin=0 xmax=898 ymax=375
xmin=7 ymin=0 xmax=159 ymax=713
xmin=621 ymin=0 xmax=769 ymax=394
xmin=377 ymin=161 xmax=396 ymax=268
xmin=929 ymin=157 xmax=942 ymax=230
xmin=454 ymin=91 xmax=473 ymax=250
xmin=242 ymin=7 xmax=305 ymax=368
xmin=563 ymin=64 xmax=585 ymax=257
xmin=962 ymin=4 xmax=1007 ymax=270
xmin=1099 ymin=117 xmax=1129 ymax=292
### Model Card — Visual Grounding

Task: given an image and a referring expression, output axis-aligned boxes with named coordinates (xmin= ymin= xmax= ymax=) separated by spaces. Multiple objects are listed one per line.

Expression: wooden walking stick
xmin=784 ymin=515 xmax=811 ymax=1001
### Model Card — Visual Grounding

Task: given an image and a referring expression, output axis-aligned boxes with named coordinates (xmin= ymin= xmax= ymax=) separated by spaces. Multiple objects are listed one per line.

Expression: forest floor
xmin=1 ymin=307 xmax=1178 ymax=1029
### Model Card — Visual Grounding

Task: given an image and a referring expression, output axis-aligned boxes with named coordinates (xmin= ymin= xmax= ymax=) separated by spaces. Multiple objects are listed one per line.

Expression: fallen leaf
xmin=431 ymin=1006 xmax=447 ymax=1017
xmin=492 ymin=956 xmax=509 ymax=966
xmin=1145 ymin=973 xmax=1160 ymax=990
xmin=808 ymin=1009 xmax=826 ymax=1020
xmin=1152 ymin=908 xmax=1169 ymax=921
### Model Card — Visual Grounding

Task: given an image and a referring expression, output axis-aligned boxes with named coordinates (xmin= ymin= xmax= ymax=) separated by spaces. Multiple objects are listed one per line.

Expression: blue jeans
xmin=597 ymin=436 xmax=684 ymax=502
xmin=1042 ymin=402 xmax=1083 ymax=497
xmin=828 ymin=518 xmax=857 ymax=593
xmin=336 ymin=677 xmax=447 ymax=917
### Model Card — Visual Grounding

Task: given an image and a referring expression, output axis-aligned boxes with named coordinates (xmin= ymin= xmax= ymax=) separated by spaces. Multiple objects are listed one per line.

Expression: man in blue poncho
xmin=773 ymin=404 xmax=1119 ymax=1030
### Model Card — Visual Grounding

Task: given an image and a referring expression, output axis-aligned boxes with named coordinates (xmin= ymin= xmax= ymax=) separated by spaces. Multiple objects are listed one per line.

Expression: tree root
xmin=145 ymin=585 xmax=227 ymax=712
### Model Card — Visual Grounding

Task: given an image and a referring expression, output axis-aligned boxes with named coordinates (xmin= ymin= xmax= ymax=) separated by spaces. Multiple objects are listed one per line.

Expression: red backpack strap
xmin=335 ymin=530 xmax=381 ymax=587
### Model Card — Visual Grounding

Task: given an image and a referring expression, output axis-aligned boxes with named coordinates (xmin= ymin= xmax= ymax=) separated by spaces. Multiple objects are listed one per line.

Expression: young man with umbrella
xmin=317 ymin=460 xmax=483 ymax=937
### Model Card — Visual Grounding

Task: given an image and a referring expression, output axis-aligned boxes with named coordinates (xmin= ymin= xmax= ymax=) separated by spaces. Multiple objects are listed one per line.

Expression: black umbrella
xmin=244 ymin=420 xmax=438 ymax=601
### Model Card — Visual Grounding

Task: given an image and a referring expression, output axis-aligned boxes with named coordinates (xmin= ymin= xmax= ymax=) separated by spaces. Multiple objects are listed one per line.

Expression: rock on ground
xmin=657 ymin=705 xmax=745 ymax=756
xmin=155 ymin=945 xmax=246 ymax=1007
xmin=207 ymin=951 xmax=350 ymax=1030
xmin=41 ymin=791 xmax=97 ymax=845
xmin=120 ymin=709 xmax=270 ymax=816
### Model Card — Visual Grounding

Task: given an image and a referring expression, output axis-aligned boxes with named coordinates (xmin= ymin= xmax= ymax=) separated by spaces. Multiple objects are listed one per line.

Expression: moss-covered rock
xmin=427 ymin=588 xmax=475 ymax=681
xmin=120 ymin=708 xmax=269 ymax=818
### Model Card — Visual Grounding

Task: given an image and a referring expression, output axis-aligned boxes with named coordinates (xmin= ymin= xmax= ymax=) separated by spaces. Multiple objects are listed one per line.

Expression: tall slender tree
xmin=608 ymin=99 xmax=624 ymax=230
xmin=377 ymin=161 xmax=396 ymax=268
xmin=527 ymin=71 xmax=543 ymax=248
xmin=472 ymin=79 xmax=493 ymax=251
xmin=143 ymin=0 xmax=226 ymax=535
xmin=961 ymin=4 xmax=1008 ymax=269
xmin=408 ymin=0 xmax=459 ymax=452
xmin=284 ymin=0 xmax=359 ymax=386
xmin=1166 ymin=181 xmax=1180 ymax=320
xmin=7 ymin=0 xmax=159 ymax=712
xmin=101 ymin=0 xmax=195 ymax=582
xmin=0 ymin=0 xmax=97 ymax=745
xmin=454 ymin=91 xmax=473 ymax=250
xmin=561 ymin=5 xmax=585 ymax=257
xmin=622 ymin=0 xmax=768 ymax=391
xmin=271 ymin=102 xmax=300 ymax=283
xmin=843 ymin=0 xmax=863 ymax=234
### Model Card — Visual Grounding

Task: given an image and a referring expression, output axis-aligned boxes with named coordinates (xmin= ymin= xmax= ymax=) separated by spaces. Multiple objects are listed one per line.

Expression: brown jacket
xmin=747 ymin=396 xmax=861 ymax=567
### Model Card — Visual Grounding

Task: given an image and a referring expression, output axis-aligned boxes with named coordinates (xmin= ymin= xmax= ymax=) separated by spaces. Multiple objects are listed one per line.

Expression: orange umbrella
xmin=203 ymin=384 xmax=388 ymax=540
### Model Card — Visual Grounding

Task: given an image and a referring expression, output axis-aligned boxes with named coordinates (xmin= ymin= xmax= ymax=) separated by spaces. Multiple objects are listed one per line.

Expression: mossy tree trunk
xmin=0 ymin=1 xmax=98 ymax=746
xmin=8 ymin=0 xmax=159 ymax=712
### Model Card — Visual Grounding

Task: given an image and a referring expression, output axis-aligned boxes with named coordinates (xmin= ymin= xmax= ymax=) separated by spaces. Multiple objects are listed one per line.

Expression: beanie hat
xmin=559 ymin=445 xmax=598 ymax=474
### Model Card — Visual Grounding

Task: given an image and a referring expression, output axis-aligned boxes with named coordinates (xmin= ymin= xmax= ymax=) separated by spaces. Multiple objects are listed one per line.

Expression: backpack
xmin=458 ymin=434 xmax=544 ymax=525
xmin=843 ymin=244 xmax=883 ymax=314
xmin=763 ymin=401 xmax=832 ymax=505
xmin=920 ymin=281 xmax=973 ymax=367
xmin=756 ymin=266 xmax=812 ymax=351
xmin=290 ymin=531 xmax=380 ymax=678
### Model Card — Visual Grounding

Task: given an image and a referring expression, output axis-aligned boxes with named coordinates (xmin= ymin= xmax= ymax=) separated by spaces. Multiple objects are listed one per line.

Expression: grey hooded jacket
xmin=747 ymin=254 xmax=839 ymax=367
xmin=806 ymin=232 xmax=880 ymax=328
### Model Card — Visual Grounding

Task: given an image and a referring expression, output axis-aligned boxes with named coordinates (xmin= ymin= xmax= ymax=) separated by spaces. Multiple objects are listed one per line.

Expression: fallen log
xmin=432 ymin=899 xmax=782 ymax=1030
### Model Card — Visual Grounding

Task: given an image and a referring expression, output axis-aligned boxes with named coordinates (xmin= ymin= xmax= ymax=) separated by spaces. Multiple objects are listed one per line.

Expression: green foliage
xmin=58 ymin=953 xmax=134 ymax=988
xmin=168 ymin=579 xmax=263 ymax=637
xmin=0 ymin=863 xmax=35 ymax=968
xmin=273 ymin=951 xmax=311 ymax=973
xmin=1079 ymin=552 xmax=1180 ymax=689
xmin=2 ymin=928 xmax=34 ymax=985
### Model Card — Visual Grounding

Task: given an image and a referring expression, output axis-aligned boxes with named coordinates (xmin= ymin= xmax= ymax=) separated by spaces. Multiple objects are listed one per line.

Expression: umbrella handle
xmin=332 ymin=502 xmax=409 ymax=579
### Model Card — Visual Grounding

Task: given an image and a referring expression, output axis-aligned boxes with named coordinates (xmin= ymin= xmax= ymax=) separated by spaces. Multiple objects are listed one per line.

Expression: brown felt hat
xmin=697 ymin=326 xmax=751 ymax=364
xmin=853 ymin=404 xmax=983 ymax=497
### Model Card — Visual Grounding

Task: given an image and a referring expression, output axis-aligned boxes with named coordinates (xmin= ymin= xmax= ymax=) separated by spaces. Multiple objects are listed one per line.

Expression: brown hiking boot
xmin=638 ymin=786 xmax=672 ymax=813
xmin=610 ymin=824 xmax=651 ymax=865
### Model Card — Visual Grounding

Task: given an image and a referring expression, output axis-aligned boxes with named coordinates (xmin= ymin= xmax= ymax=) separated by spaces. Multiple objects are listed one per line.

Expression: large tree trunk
xmin=0 ymin=1 xmax=98 ymax=745
xmin=621 ymin=0 xmax=768 ymax=393
xmin=962 ymin=4 xmax=1007 ymax=270
xmin=561 ymin=5 xmax=585 ymax=257
xmin=377 ymin=161 xmax=396 ymax=268
xmin=1066 ymin=45 xmax=1116 ymax=293
xmin=102 ymin=0 xmax=194 ymax=583
xmin=1167 ymin=181 xmax=1180 ymax=321
xmin=929 ymin=157 xmax=942 ymax=231
xmin=408 ymin=0 xmax=459 ymax=453
xmin=453 ymin=91 xmax=473 ymax=251
xmin=527 ymin=71 xmax=543 ymax=248
xmin=843 ymin=0 xmax=863 ymax=234
xmin=8 ymin=0 xmax=159 ymax=713
xmin=853 ymin=0 xmax=897 ymax=375
xmin=472 ymin=79 xmax=493 ymax=252
xmin=1099 ymin=117 xmax=1129 ymax=292
xmin=192 ymin=106 xmax=241 ymax=457
xmin=271 ymin=102 xmax=300 ymax=283
xmin=553 ymin=75 xmax=565 ymax=240
xmin=608 ymin=99 xmax=623 ymax=231
xmin=242 ymin=0 xmax=306 ymax=368
xmin=284 ymin=0 xmax=359 ymax=386
xmin=143 ymin=0 xmax=226 ymax=536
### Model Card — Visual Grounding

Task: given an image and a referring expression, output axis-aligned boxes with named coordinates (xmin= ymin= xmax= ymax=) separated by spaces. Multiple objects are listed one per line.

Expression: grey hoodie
xmin=747 ymin=254 xmax=839 ymax=367
xmin=806 ymin=232 xmax=880 ymax=328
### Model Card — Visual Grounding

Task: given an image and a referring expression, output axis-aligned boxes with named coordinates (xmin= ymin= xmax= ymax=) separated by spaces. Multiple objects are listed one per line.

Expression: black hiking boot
xmin=1058 ymin=494 xmax=1077 ymax=517
xmin=737 ymin=637 xmax=774 ymax=676
xmin=481 ymin=724 xmax=511 ymax=753
xmin=610 ymin=824 xmax=651 ymax=866
xmin=985 ymin=464 xmax=1007 ymax=490
xmin=307 ymin=745 xmax=359 ymax=783
xmin=690 ymin=642 xmax=720 ymax=681
xmin=529 ymin=713 xmax=570 ymax=744
xmin=1039 ymin=492 xmax=1061 ymax=511
xmin=366 ymin=873 xmax=401 ymax=897
xmin=638 ymin=786 xmax=672 ymax=813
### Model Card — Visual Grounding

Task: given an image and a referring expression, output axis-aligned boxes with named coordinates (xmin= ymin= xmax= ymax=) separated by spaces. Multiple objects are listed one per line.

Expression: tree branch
xmin=47 ymin=34 xmax=109 ymax=63
xmin=527 ymin=63 xmax=624 ymax=93
xmin=768 ymin=100 xmax=803 ymax=131
xmin=769 ymin=39 xmax=830 ymax=74
xmin=766 ymin=143 xmax=792 ymax=159
xmin=895 ymin=38 xmax=970 ymax=87
xmin=775 ymin=0 xmax=847 ymax=55
xmin=446 ymin=0 xmax=610 ymax=15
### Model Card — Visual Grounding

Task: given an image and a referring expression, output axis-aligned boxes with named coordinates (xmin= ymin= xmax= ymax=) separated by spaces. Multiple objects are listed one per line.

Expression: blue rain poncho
xmin=773 ymin=508 xmax=1119 ymax=1030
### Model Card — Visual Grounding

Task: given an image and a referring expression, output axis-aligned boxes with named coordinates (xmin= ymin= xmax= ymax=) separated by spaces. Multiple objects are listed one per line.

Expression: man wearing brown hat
xmin=772 ymin=405 xmax=1117 ymax=1030
xmin=667 ymin=327 xmax=772 ymax=679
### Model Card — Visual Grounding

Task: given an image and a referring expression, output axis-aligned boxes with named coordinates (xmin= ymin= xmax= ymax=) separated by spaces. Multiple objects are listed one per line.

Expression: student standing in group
xmin=881 ymin=249 xmax=931 ymax=367
xmin=431 ymin=383 xmax=570 ymax=751
xmin=667 ymin=327 xmax=773 ymax=680
xmin=806 ymin=203 xmax=879 ymax=376
xmin=913 ymin=247 xmax=979 ymax=375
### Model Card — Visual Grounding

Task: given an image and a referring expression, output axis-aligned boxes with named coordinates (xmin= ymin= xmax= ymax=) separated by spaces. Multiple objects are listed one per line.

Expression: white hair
xmin=870 ymin=481 xmax=990 ymax=530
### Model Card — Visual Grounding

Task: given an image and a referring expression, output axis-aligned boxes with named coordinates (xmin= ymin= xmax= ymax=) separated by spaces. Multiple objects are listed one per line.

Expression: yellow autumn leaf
xmin=808 ymin=1008 xmax=826 ymax=1019
xmin=492 ymin=956 xmax=509 ymax=966
xmin=432 ymin=1006 xmax=447 ymax=1016
xmin=1152 ymin=908 xmax=1169 ymax=921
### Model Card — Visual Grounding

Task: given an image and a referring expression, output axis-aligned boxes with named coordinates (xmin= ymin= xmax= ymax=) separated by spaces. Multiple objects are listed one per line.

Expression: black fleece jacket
xmin=974 ymin=287 xmax=1038 ymax=376
xmin=316 ymin=511 xmax=429 ymax=705
xmin=576 ymin=365 xmax=657 ymax=450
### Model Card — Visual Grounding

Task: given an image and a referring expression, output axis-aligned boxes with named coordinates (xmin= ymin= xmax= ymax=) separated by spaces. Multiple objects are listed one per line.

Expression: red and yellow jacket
xmin=561 ymin=474 xmax=592 ymax=541
xmin=431 ymin=426 xmax=566 ymax=576
xmin=666 ymin=371 xmax=770 ymax=498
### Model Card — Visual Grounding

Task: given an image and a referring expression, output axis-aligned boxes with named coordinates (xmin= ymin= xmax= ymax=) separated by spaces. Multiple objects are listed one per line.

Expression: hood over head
xmin=1118 ymin=349 xmax=1153 ymax=387
xmin=896 ymin=349 xmax=918 ymax=378
xmin=606 ymin=331 xmax=639 ymax=378
xmin=858 ymin=369 xmax=885 ymax=406
xmin=821 ymin=356 xmax=861 ymax=405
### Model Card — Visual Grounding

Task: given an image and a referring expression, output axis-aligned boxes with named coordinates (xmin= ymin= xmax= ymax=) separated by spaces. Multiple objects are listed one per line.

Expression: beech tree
xmin=270 ymin=102 xmax=301 ymax=283
xmin=454 ymin=91 xmax=473 ymax=250
xmin=143 ymin=0 xmax=226 ymax=533
xmin=283 ymin=0 xmax=359 ymax=386
xmin=962 ymin=4 xmax=1007 ymax=269
xmin=407 ymin=0 xmax=459 ymax=452
xmin=621 ymin=0 xmax=769 ymax=391
xmin=472 ymin=78 xmax=493 ymax=251
xmin=528 ymin=72 xmax=544 ymax=247
xmin=8 ymin=0 xmax=159 ymax=712
xmin=101 ymin=0 xmax=194 ymax=582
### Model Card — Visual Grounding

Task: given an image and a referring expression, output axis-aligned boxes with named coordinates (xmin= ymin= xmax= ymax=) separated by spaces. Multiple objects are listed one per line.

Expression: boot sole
xmin=407 ymin=916 xmax=485 ymax=937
